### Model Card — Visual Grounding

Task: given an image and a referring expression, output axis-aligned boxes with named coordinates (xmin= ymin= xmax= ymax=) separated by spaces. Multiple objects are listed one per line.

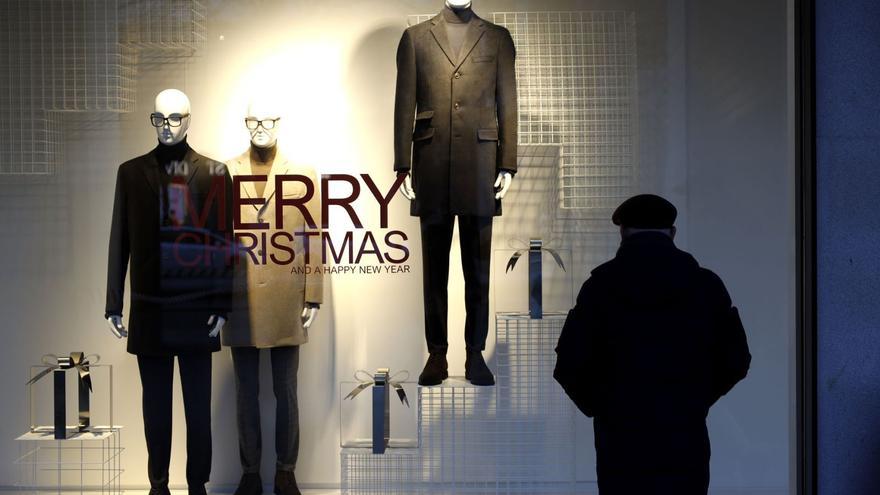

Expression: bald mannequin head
xmin=245 ymin=97 xmax=281 ymax=149
xmin=153 ymin=89 xmax=191 ymax=145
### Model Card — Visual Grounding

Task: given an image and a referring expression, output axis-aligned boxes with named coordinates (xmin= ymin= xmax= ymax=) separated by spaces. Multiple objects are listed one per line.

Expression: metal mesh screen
xmin=493 ymin=11 xmax=638 ymax=216
xmin=341 ymin=313 xmax=575 ymax=494
xmin=121 ymin=0 xmax=208 ymax=53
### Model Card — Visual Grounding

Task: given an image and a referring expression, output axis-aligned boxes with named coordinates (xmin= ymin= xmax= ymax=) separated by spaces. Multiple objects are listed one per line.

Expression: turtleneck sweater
xmin=442 ymin=5 xmax=474 ymax=59
xmin=154 ymin=137 xmax=191 ymax=175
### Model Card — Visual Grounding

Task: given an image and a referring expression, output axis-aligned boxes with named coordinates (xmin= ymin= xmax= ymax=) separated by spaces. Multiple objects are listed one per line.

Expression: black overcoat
xmin=554 ymin=232 xmax=751 ymax=494
xmin=105 ymin=144 xmax=233 ymax=356
xmin=393 ymin=11 xmax=517 ymax=217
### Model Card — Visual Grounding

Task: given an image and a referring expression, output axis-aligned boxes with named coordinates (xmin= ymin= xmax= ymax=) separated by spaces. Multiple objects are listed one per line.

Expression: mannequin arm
xmin=302 ymin=304 xmax=319 ymax=330
xmin=105 ymin=315 xmax=128 ymax=339
xmin=494 ymin=171 xmax=513 ymax=199
xmin=207 ymin=315 xmax=227 ymax=338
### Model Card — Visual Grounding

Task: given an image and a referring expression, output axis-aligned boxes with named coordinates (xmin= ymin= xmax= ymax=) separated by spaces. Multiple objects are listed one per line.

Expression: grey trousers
xmin=231 ymin=345 xmax=300 ymax=473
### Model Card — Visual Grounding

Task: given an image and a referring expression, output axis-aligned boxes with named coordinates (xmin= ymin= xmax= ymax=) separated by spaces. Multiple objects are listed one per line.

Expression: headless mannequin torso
xmin=399 ymin=0 xmax=513 ymax=202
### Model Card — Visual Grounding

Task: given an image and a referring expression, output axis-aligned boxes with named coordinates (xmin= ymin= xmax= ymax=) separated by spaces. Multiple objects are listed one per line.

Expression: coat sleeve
xmin=707 ymin=272 xmax=752 ymax=405
xmin=304 ymin=168 xmax=323 ymax=305
xmin=105 ymin=165 xmax=129 ymax=319
xmin=393 ymin=28 xmax=417 ymax=174
xmin=496 ymin=27 xmax=518 ymax=174
xmin=554 ymin=275 xmax=603 ymax=417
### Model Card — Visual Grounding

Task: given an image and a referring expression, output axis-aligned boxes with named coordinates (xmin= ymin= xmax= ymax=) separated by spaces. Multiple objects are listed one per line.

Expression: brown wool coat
xmin=221 ymin=149 xmax=323 ymax=348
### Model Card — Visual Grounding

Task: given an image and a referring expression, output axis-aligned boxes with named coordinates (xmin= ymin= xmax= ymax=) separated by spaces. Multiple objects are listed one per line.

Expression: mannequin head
xmin=152 ymin=89 xmax=191 ymax=146
xmin=446 ymin=0 xmax=472 ymax=9
xmin=245 ymin=97 xmax=281 ymax=149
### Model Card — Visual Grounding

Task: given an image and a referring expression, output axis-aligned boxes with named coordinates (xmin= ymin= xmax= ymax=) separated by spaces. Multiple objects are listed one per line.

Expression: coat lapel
xmin=232 ymin=154 xmax=259 ymax=207
xmin=140 ymin=153 xmax=161 ymax=196
xmin=182 ymin=149 xmax=201 ymax=185
xmin=260 ymin=155 xmax=289 ymax=217
xmin=430 ymin=15 xmax=457 ymax=67
xmin=454 ymin=16 xmax=487 ymax=71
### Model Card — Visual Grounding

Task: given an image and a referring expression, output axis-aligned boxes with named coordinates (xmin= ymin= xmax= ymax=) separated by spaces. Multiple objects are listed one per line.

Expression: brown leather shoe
xmin=233 ymin=473 xmax=262 ymax=495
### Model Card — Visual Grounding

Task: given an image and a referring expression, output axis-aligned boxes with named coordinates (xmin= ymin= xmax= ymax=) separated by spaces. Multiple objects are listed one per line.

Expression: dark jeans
xmin=136 ymin=353 xmax=212 ymax=489
xmin=420 ymin=214 xmax=493 ymax=354
xmin=231 ymin=345 xmax=300 ymax=473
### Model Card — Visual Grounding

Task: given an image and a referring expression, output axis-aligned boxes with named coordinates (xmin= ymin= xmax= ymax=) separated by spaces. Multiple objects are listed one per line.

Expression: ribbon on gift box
xmin=345 ymin=369 xmax=410 ymax=454
xmin=505 ymin=238 xmax=566 ymax=319
xmin=344 ymin=369 xmax=410 ymax=407
xmin=26 ymin=352 xmax=99 ymax=438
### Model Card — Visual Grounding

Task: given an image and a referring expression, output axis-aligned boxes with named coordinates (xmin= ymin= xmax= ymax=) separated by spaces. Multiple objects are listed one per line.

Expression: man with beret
xmin=554 ymin=194 xmax=751 ymax=495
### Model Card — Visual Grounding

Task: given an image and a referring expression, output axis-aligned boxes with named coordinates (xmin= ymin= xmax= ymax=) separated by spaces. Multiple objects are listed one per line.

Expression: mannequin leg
xmin=419 ymin=214 xmax=455 ymax=354
xmin=231 ymin=346 xmax=263 ymax=474
xmin=136 ymin=355 xmax=174 ymax=490
xmin=178 ymin=352 xmax=213 ymax=488
xmin=270 ymin=346 xmax=300 ymax=471
xmin=458 ymin=215 xmax=493 ymax=351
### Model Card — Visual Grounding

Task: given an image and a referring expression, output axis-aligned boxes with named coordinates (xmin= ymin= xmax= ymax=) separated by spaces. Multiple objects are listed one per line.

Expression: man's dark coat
xmin=393 ymin=11 xmax=517 ymax=217
xmin=554 ymin=232 xmax=751 ymax=494
xmin=105 ymin=143 xmax=232 ymax=356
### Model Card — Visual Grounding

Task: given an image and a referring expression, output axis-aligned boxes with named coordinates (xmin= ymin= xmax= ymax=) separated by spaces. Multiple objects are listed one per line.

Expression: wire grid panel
xmin=122 ymin=0 xmax=208 ymax=52
xmin=341 ymin=448 xmax=426 ymax=495
xmin=494 ymin=313 xmax=576 ymax=490
xmin=15 ymin=427 xmax=124 ymax=495
xmin=42 ymin=0 xmax=137 ymax=112
xmin=493 ymin=11 xmax=639 ymax=217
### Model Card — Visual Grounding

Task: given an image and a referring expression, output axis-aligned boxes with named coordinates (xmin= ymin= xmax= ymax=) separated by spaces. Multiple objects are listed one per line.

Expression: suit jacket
xmin=393 ymin=10 xmax=517 ymax=217
xmin=221 ymin=149 xmax=323 ymax=348
xmin=553 ymin=233 xmax=751 ymax=490
xmin=105 ymin=143 xmax=233 ymax=356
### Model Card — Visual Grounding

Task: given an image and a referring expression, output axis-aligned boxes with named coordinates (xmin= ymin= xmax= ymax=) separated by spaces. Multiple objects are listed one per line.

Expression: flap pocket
xmin=413 ymin=127 xmax=435 ymax=142
xmin=473 ymin=55 xmax=495 ymax=63
xmin=415 ymin=110 xmax=434 ymax=120
xmin=477 ymin=128 xmax=499 ymax=141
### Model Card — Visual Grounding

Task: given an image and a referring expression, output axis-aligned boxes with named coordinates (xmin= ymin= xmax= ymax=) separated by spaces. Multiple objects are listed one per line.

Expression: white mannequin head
xmin=245 ymin=97 xmax=281 ymax=149
xmin=152 ymin=89 xmax=191 ymax=146
xmin=446 ymin=0 xmax=472 ymax=10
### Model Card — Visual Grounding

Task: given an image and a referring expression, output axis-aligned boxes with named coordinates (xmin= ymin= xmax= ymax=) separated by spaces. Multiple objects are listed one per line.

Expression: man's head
xmin=245 ymin=97 xmax=281 ymax=149
xmin=612 ymin=194 xmax=678 ymax=240
xmin=152 ymin=89 xmax=191 ymax=145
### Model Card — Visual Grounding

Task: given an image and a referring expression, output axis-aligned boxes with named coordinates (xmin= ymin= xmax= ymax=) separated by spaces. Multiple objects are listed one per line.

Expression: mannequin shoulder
xmin=117 ymin=152 xmax=152 ymax=174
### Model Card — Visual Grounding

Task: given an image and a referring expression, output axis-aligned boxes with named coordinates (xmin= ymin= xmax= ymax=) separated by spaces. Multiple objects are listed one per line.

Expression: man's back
xmin=554 ymin=231 xmax=751 ymax=494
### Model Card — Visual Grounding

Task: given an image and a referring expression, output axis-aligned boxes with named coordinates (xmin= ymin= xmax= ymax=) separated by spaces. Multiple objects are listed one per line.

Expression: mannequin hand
xmin=400 ymin=173 xmax=416 ymax=200
xmin=494 ymin=171 xmax=513 ymax=199
xmin=106 ymin=315 xmax=128 ymax=339
xmin=301 ymin=306 xmax=319 ymax=330
xmin=207 ymin=315 xmax=226 ymax=338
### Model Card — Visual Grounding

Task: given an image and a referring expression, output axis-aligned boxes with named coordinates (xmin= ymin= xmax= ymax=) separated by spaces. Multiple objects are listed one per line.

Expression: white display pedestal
xmin=15 ymin=426 xmax=124 ymax=495
xmin=340 ymin=313 xmax=576 ymax=495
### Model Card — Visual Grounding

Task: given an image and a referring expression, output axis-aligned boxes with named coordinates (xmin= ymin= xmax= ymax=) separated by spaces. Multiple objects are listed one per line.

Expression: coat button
xmin=454 ymin=72 xmax=461 ymax=79
xmin=454 ymin=102 xmax=461 ymax=110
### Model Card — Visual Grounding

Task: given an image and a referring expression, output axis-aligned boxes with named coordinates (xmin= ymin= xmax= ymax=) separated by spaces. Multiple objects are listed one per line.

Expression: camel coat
xmin=221 ymin=149 xmax=323 ymax=348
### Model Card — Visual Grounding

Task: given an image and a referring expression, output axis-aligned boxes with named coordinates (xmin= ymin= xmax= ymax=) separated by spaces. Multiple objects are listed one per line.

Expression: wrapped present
xmin=344 ymin=368 xmax=410 ymax=454
xmin=26 ymin=352 xmax=98 ymax=439
xmin=506 ymin=238 xmax=566 ymax=319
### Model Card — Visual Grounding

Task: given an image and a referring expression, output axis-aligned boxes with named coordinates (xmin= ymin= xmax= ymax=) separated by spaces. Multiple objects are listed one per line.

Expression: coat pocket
xmin=413 ymin=110 xmax=435 ymax=142
xmin=477 ymin=128 xmax=499 ymax=141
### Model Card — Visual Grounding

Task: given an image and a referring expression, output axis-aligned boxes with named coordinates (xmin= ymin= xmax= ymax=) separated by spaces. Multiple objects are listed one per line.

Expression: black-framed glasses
xmin=150 ymin=113 xmax=190 ymax=128
xmin=245 ymin=118 xmax=280 ymax=131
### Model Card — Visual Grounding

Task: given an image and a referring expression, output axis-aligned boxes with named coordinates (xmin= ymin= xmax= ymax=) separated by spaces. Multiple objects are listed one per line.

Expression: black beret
xmin=612 ymin=194 xmax=677 ymax=228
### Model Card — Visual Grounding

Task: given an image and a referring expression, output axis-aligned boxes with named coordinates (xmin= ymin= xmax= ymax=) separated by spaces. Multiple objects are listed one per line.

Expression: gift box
xmin=501 ymin=239 xmax=571 ymax=319
xmin=340 ymin=368 xmax=416 ymax=454
xmin=26 ymin=353 xmax=112 ymax=439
